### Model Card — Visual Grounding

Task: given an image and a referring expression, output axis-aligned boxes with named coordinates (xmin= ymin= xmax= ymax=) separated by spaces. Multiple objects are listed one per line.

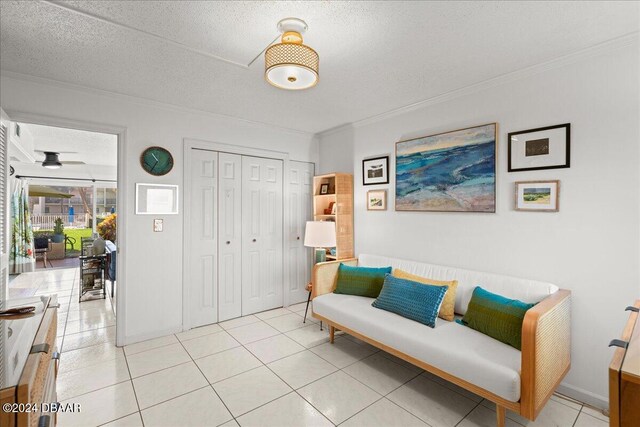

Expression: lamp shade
xmin=265 ymin=43 xmax=319 ymax=90
xmin=304 ymin=221 xmax=336 ymax=248
xmin=264 ymin=18 xmax=319 ymax=90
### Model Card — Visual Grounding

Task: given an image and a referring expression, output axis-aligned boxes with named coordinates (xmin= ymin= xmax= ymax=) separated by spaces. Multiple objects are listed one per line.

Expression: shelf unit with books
xmin=312 ymin=173 xmax=354 ymax=260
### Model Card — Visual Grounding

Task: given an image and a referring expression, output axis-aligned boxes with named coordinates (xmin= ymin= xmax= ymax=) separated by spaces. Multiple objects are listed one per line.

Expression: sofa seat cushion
xmin=313 ymin=293 xmax=522 ymax=402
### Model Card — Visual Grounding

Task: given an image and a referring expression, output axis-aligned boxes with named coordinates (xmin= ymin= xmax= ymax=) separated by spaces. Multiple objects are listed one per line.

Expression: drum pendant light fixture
xmin=42 ymin=152 xmax=62 ymax=169
xmin=265 ymin=18 xmax=319 ymax=90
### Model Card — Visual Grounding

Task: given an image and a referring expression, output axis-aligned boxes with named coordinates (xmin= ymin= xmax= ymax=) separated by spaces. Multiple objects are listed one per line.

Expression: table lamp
xmin=304 ymin=221 xmax=336 ymax=263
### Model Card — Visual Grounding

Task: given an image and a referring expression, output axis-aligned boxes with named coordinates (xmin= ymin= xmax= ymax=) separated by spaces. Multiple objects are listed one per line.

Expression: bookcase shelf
xmin=312 ymin=173 xmax=354 ymax=260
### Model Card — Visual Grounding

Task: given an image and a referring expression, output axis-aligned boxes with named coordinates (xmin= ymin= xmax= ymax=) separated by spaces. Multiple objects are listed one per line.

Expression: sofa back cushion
xmin=393 ymin=269 xmax=458 ymax=321
xmin=334 ymin=263 xmax=392 ymax=298
xmin=358 ymin=254 xmax=557 ymax=315
xmin=372 ymin=274 xmax=447 ymax=328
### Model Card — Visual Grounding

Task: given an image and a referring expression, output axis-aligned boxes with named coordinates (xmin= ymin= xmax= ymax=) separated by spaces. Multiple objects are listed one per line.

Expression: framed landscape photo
xmin=367 ymin=190 xmax=387 ymax=211
xmin=363 ymin=156 xmax=389 ymax=185
xmin=515 ymin=180 xmax=559 ymax=212
xmin=508 ymin=123 xmax=570 ymax=172
xmin=395 ymin=123 xmax=496 ymax=212
xmin=319 ymin=183 xmax=329 ymax=194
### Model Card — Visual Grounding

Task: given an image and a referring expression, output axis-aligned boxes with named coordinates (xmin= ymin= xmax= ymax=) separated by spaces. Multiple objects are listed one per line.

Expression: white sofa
xmin=311 ymin=254 xmax=571 ymax=427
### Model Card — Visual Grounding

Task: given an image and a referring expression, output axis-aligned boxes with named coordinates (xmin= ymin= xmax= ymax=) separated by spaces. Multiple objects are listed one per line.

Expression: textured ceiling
xmin=11 ymin=123 xmax=117 ymax=181
xmin=1 ymin=1 xmax=638 ymax=134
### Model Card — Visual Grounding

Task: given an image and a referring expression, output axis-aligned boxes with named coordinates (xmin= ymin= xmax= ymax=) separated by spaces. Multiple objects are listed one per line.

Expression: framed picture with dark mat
xmin=508 ymin=124 xmax=570 ymax=172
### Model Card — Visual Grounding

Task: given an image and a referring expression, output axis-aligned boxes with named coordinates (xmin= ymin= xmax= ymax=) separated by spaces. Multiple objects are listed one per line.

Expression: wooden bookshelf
xmin=312 ymin=173 xmax=354 ymax=260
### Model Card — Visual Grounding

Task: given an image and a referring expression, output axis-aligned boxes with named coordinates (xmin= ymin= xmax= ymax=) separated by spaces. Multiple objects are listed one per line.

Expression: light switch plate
xmin=153 ymin=219 xmax=163 ymax=232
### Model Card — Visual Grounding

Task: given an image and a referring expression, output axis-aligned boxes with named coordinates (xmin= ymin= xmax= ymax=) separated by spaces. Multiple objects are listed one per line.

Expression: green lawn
xmin=33 ymin=227 xmax=93 ymax=256
xmin=64 ymin=228 xmax=93 ymax=253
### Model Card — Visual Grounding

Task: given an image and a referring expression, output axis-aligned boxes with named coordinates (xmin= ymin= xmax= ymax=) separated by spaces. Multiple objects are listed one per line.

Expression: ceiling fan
xmin=34 ymin=150 xmax=86 ymax=169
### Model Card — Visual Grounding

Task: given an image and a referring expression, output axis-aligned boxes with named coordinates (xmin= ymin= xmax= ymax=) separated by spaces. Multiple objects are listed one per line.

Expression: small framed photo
xmin=319 ymin=183 xmax=329 ymax=194
xmin=363 ymin=156 xmax=389 ymax=185
xmin=508 ymin=124 xmax=570 ymax=172
xmin=515 ymin=181 xmax=559 ymax=212
xmin=367 ymin=190 xmax=387 ymax=211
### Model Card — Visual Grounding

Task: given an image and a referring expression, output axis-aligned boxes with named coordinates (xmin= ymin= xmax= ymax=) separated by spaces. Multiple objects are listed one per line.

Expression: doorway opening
xmin=6 ymin=119 xmax=122 ymax=338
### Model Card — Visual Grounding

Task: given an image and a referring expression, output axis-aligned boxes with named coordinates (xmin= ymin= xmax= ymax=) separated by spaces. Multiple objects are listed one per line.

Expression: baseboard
xmin=557 ymin=382 xmax=608 ymax=411
xmin=121 ymin=326 xmax=182 ymax=347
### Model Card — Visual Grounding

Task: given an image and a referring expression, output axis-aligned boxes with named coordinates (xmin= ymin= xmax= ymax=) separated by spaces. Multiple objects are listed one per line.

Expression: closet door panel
xmin=218 ymin=153 xmax=242 ymax=322
xmin=242 ymin=156 xmax=283 ymax=315
xmin=260 ymin=159 xmax=283 ymax=311
xmin=188 ymin=149 xmax=218 ymax=328
xmin=288 ymin=161 xmax=314 ymax=304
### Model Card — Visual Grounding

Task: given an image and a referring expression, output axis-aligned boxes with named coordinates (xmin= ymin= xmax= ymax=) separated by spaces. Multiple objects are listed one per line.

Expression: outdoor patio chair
xmin=81 ymin=236 xmax=95 ymax=256
xmin=65 ymin=234 xmax=76 ymax=251
xmin=34 ymin=237 xmax=53 ymax=268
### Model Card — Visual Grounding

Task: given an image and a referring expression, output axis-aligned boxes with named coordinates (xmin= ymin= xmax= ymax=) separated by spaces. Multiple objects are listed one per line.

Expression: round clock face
xmin=141 ymin=146 xmax=174 ymax=176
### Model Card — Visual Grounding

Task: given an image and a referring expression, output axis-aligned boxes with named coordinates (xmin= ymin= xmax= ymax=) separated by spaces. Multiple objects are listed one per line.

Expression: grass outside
xmin=64 ymin=228 xmax=93 ymax=254
xmin=33 ymin=227 xmax=93 ymax=257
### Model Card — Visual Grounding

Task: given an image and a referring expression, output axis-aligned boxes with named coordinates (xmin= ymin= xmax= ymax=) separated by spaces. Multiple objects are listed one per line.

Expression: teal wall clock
xmin=141 ymin=146 xmax=174 ymax=176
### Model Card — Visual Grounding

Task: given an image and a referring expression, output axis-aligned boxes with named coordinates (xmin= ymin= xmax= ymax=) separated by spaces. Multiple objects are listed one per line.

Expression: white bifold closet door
xmin=288 ymin=161 xmax=314 ymax=304
xmin=187 ymin=149 xmax=286 ymax=327
xmin=241 ymin=156 xmax=284 ymax=315
xmin=217 ymin=153 xmax=242 ymax=322
xmin=188 ymin=149 xmax=218 ymax=328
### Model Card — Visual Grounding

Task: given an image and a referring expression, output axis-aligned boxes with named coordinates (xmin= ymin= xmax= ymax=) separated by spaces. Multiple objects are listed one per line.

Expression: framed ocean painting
xmin=395 ymin=123 xmax=497 ymax=212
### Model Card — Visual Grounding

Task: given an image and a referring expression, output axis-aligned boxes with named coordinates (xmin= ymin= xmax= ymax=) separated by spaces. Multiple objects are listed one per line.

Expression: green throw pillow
xmin=458 ymin=286 xmax=535 ymax=350
xmin=334 ymin=264 xmax=392 ymax=298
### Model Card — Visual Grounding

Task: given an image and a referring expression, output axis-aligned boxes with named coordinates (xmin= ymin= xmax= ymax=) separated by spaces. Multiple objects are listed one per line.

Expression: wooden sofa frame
xmin=311 ymin=259 xmax=571 ymax=427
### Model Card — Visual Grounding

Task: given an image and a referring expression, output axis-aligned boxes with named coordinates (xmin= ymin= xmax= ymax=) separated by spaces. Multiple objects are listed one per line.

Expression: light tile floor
xmin=15 ymin=268 xmax=610 ymax=426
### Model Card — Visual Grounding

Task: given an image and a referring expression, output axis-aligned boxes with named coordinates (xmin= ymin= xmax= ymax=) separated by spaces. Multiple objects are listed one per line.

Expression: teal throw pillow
xmin=372 ymin=274 xmax=447 ymax=328
xmin=457 ymin=286 xmax=536 ymax=350
xmin=334 ymin=264 xmax=392 ymax=298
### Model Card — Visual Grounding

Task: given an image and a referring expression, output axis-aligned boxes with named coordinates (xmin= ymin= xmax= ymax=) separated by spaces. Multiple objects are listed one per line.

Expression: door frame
xmin=183 ymin=138 xmax=294 ymax=330
xmin=4 ymin=110 xmax=128 ymax=346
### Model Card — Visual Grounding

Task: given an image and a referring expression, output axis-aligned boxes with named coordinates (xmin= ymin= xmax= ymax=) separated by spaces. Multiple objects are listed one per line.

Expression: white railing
xmin=31 ymin=213 xmax=90 ymax=231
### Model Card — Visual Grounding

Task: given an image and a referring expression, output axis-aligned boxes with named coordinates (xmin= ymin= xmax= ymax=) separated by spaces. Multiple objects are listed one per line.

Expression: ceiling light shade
xmin=265 ymin=18 xmax=319 ymax=90
xmin=42 ymin=152 xmax=62 ymax=169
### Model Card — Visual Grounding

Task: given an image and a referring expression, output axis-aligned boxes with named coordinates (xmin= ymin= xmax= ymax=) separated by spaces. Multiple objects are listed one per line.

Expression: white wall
xmin=0 ymin=74 xmax=319 ymax=344
xmin=319 ymin=125 xmax=354 ymax=174
xmin=318 ymin=41 xmax=639 ymax=406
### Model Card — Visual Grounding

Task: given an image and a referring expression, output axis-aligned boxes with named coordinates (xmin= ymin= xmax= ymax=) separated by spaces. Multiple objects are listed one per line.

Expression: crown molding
xmin=318 ymin=32 xmax=639 ymax=138
xmin=0 ymin=70 xmax=315 ymax=137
